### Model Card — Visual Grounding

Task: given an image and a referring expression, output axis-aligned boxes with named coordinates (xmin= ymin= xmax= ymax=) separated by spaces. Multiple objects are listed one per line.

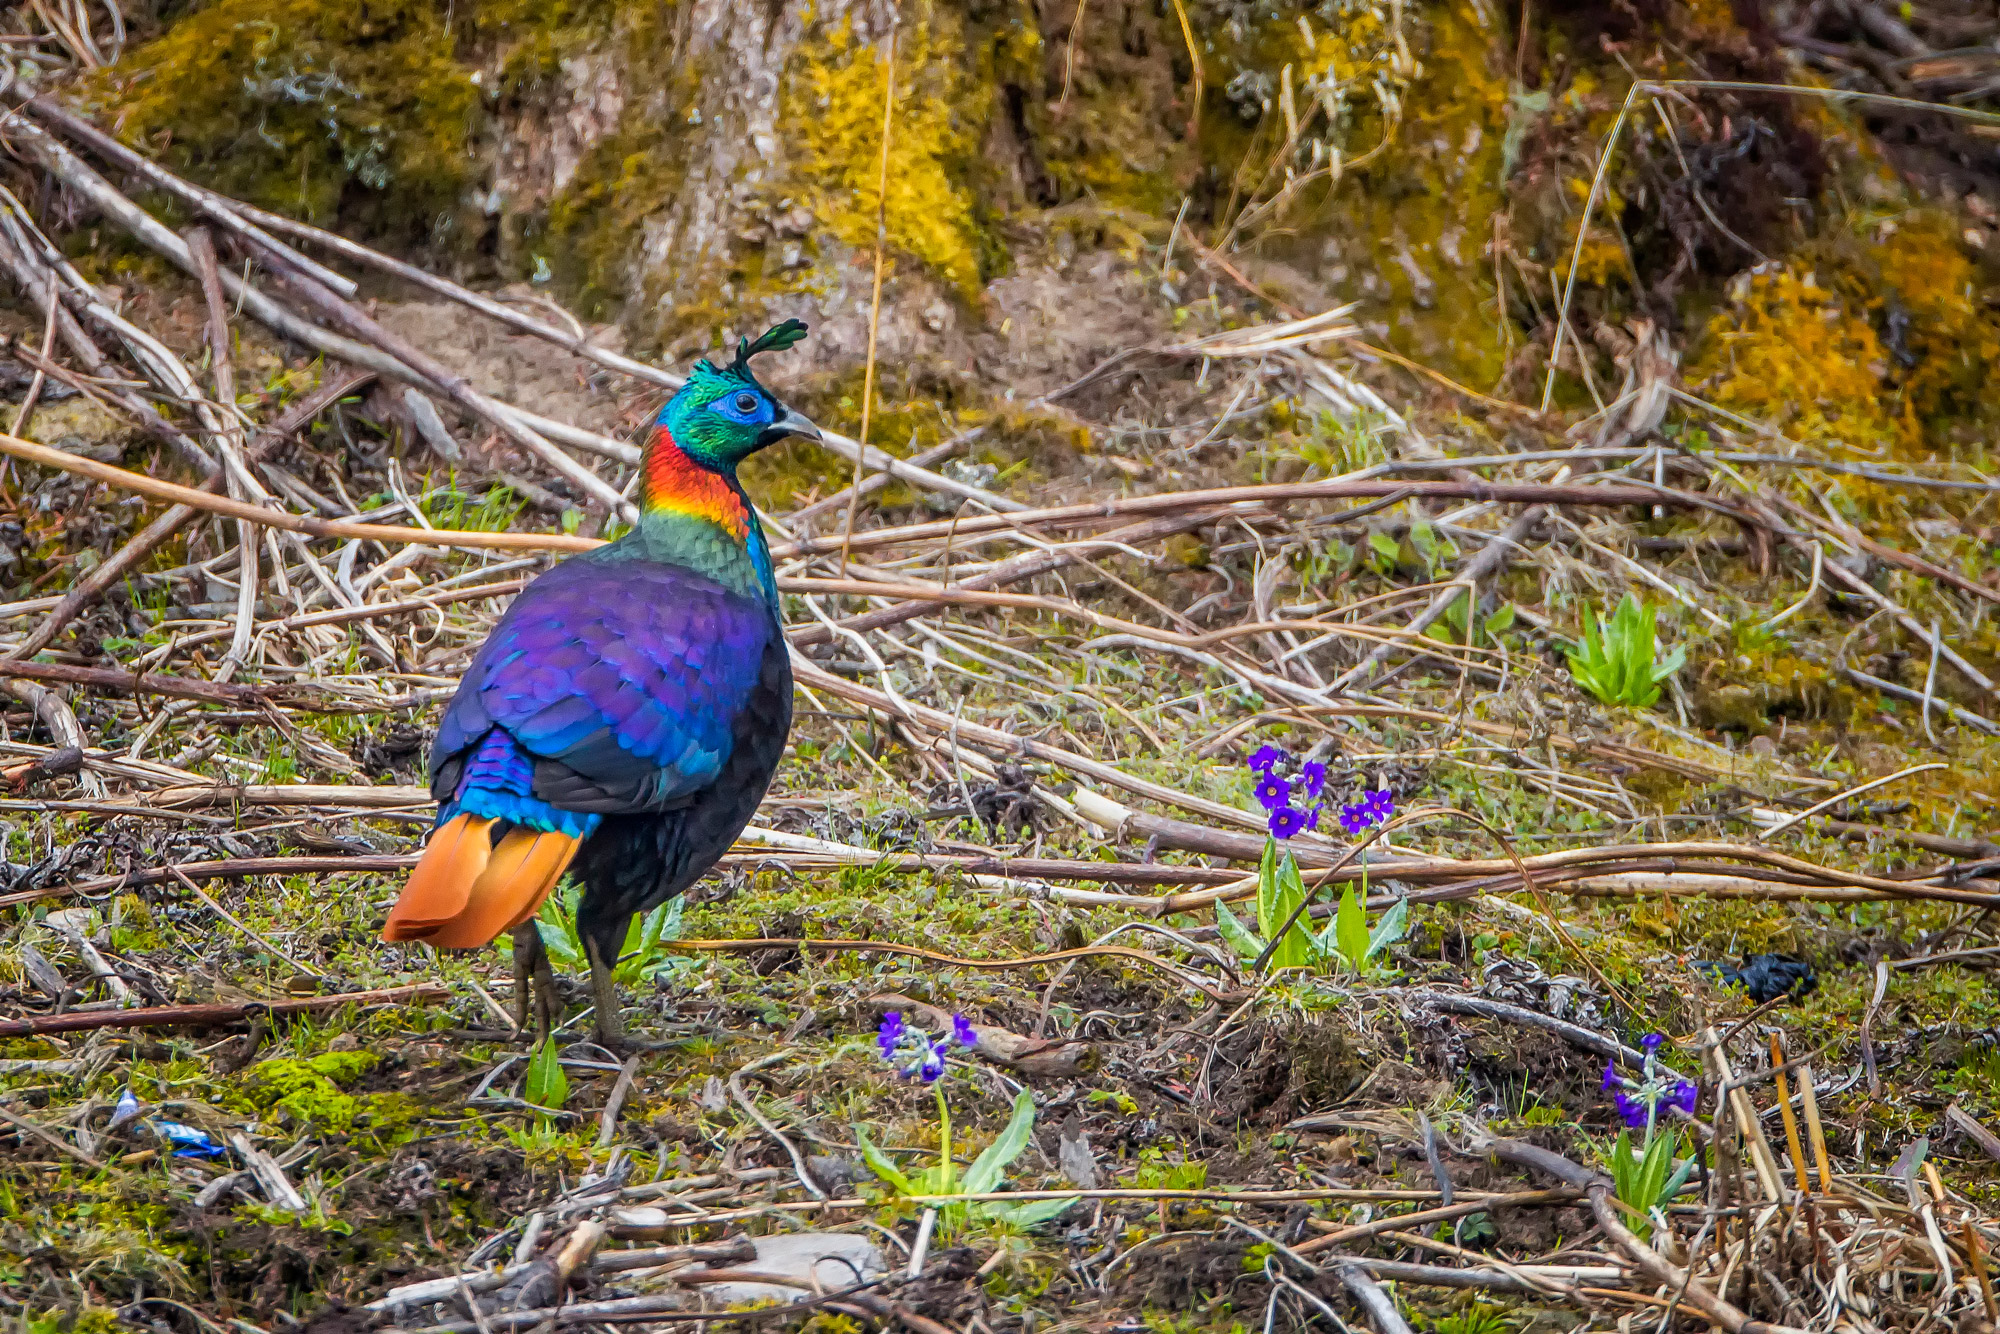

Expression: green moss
xmin=539 ymin=7 xmax=684 ymax=319
xmin=1235 ymin=6 xmax=1510 ymax=386
xmin=229 ymin=1052 xmax=418 ymax=1149
xmin=96 ymin=0 xmax=477 ymax=237
xmin=467 ymin=0 xmax=621 ymax=95
xmin=783 ymin=11 xmax=991 ymax=299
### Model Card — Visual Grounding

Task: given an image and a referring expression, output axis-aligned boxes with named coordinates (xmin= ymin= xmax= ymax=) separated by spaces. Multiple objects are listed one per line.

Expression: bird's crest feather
xmin=695 ymin=318 xmax=810 ymax=381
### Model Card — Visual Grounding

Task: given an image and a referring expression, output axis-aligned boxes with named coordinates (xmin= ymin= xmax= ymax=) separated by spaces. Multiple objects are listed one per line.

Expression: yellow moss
xmin=1681 ymin=0 xmax=1745 ymax=40
xmin=784 ymin=11 xmax=988 ymax=298
xmin=468 ymin=0 xmax=619 ymax=94
xmin=1568 ymin=232 xmax=1630 ymax=287
xmin=96 ymin=0 xmax=475 ymax=233
xmin=1685 ymin=266 xmax=1910 ymax=455
xmin=1299 ymin=5 xmax=1512 ymax=386
xmin=1871 ymin=214 xmax=2000 ymax=430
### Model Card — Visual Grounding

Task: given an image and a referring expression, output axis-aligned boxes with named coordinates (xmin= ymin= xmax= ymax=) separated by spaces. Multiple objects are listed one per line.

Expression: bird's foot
xmin=513 ymin=927 xmax=559 ymax=1044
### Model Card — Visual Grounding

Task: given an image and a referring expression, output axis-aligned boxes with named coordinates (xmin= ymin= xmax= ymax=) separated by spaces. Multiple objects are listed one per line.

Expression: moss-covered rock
xmin=96 ymin=0 xmax=477 ymax=238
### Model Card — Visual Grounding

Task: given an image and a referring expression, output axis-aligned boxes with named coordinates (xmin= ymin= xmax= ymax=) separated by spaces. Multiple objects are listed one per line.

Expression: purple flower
xmin=1614 ymin=1091 xmax=1649 ymax=1130
xmin=1664 ymin=1081 xmax=1698 ymax=1117
xmin=1339 ymin=789 xmax=1396 ymax=835
xmin=1247 ymin=745 xmax=1285 ymax=775
xmin=915 ymin=1044 xmax=946 ymax=1082
xmin=876 ymin=1011 xmax=958 ymax=1083
xmin=952 ymin=1014 xmax=978 ymax=1048
xmin=1269 ymin=805 xmax=1310 ymax=840
xmin=1641 ymin=1033 xmax=1666 ymax=1055
xmin=1304 ymin=803 xmax=1322 ymax=831
xmin=1254 ymin=773 xmax=1292 ymax=813
xmin=1298 ymin=761 xmax=1327 ymax=802
xmin=1602 ymin=1060 xmax=1620 ymax=1093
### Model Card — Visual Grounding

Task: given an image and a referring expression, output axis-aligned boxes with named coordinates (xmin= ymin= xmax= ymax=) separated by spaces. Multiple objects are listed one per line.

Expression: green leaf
xmin=1334 ymin=884 xmax=1369 ymax=970
xmin=963 ymin=1089 xmax=1039 ymax=1196
xmin=989 ymin=1196 xmax=1079 ymax=1227
xmin=1365 ymin=896 xmax=1410 ymax=963
xmin=1367 ymin=530 xmax=1401 ymax=569
xmin=1408 ymin=520 xmax=1440 ymax=566
xmin=1440 ymin=592 xmax=1472 ymax=644
xmin=1259 ymin=851 xmax=1313 ymax=970
xmin=618 ymin=896 xmax=686 ymax=984
xmin=1566 ymin=596 xmax=1679 ymax=709
xmin=1649 ymin=643 xmax=1688 ymax=684
xmin=525 ymin=1037 xmax=568 ymax=1116
xmin=1484 ymin=603 xmax=1516 ymax=636
xmin=854 ymin=1125 xmax=915 ymax=1195
xmin=1214 ymin=899 xmax=1267 ymax=960
xmin=531 ymin=884 xmax=587 ymax=970
xmin=1255 ymin=839 xmax=1280 ymax=941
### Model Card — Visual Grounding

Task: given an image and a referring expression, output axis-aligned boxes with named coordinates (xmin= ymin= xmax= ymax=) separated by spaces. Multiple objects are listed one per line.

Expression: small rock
xmin=696 ymin=1075 xmax=727 ymax=1113
xmin=1058 ymin=1119 xmax=1099 ymax=1190
xmin=700 ymin=1232 xmax=883 ymax=1306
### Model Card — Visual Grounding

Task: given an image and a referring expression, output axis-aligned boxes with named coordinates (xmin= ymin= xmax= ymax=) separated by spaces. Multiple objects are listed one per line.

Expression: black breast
xmin=571 ymin=630 xmax=793 ymax=956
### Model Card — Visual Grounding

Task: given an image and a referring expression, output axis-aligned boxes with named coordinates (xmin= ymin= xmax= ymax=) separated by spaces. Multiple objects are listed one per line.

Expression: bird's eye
xmin=734 ymin=393 xmax=758 ymax=414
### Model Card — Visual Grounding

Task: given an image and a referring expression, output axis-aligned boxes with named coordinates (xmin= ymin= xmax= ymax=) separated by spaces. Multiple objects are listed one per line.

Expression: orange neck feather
xmin=643 ymin=429 xmax=749 ymax=538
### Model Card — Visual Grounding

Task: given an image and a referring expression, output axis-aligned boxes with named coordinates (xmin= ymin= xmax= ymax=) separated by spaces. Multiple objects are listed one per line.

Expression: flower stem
xmin=935 ymin=1082 xmax=953 ymax=1195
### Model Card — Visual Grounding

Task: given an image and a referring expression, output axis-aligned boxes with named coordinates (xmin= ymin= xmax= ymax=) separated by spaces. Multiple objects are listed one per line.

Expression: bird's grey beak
xmin=757 ymin=406 xmax=822 ymax=448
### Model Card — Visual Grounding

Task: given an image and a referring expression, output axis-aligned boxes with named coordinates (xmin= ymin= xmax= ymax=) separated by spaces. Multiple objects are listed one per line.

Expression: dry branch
xmin=0 ymin=982 xmax=450 ymax=1037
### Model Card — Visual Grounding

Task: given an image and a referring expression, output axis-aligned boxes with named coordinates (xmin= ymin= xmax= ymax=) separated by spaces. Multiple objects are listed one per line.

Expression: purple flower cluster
xmin=1604 ymin=1032 xmax=1699 ymax=1131
xmin=877 ymin=1011 xmax=977 ymax=1083
xmin=1247 ymin=746 xmax=1394 ymax=842
xmin=1339 ymin=789 xmax=1395 ymax=835
xmin=1249 ymin=746 xmax=1324 ymax=839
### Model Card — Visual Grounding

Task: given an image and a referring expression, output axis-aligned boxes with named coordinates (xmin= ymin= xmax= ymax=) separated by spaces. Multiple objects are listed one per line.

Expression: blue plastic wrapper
xmin=152 ymin=1119 xmax=226 ymax=1159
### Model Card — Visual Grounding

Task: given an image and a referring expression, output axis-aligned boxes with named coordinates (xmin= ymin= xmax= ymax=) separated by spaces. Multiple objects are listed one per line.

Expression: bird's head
xmin=653 ymin=319 xmax=821 ymax=474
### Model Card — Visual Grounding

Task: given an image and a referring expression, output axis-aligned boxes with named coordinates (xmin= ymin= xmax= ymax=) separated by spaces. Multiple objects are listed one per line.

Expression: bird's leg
xmin=584 ymin=933 xmax=625 ymax=1051
xmin=512 ymin=925 xmax=557 ymax=1042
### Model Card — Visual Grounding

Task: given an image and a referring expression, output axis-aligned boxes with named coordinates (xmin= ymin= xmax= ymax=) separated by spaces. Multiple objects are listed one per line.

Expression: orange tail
xmin=402 ymin=824 xmax=580 ymax=950
xmin=382 ymin=813 xmax=495 ymax=942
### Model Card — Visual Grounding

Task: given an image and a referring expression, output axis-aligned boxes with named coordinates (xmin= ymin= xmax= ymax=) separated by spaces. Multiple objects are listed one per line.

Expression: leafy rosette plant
xmin=1217 ymin=746 xmax=1407 ymax=973
xmin=1566 ymin=594 xmax=1686 ymax=708
xmin=855 ymin=1012 xmax=1075 ymax=1235
xmin=1602 ymin=1033 xmax=1702 ymax=1240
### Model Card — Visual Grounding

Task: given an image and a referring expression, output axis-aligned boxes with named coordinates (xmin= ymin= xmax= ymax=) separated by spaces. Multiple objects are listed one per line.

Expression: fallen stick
xmin=1293 ymin=1190 xmax=1583 ymax=1254
xmin=18 ymin=99 xmax=1019 ymax=520
xmin=0 ymin=981 xmax=450 ymax=1037
xmin=19 ymin=98 xmax=357 ymax=296
xmin=247 ymin=244 xmax=632 ymax=518
xmin=667 ymin=936 xmax=1237 ymax=1002
xmin=1332 ymin=1260 xmax=1418 ymax=1334
xmin=132 ymin=577 xmax=532 ymax=659
xmin=0 ymin=855 xmax=420 ymax=911
xmin=392 ymin=1275 xmax=889 ymax=1333
xmin=1400 ymin=991 xmax=1647 ymax=1065
xmin=788 ymin=506 xmax=1235 ymax=649
xmin=1339 ymin=1257 xmax=1628 ymax=1293
xmin=0 ymin=1101 xmax=104 ymax=1169
xmin=774 ymin=476 xmax=1694 ymax=559
xmin=0 ymin=658 xmax=263 ymax=705
xmin=0 ymin=428 xmax=596 ymax=552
